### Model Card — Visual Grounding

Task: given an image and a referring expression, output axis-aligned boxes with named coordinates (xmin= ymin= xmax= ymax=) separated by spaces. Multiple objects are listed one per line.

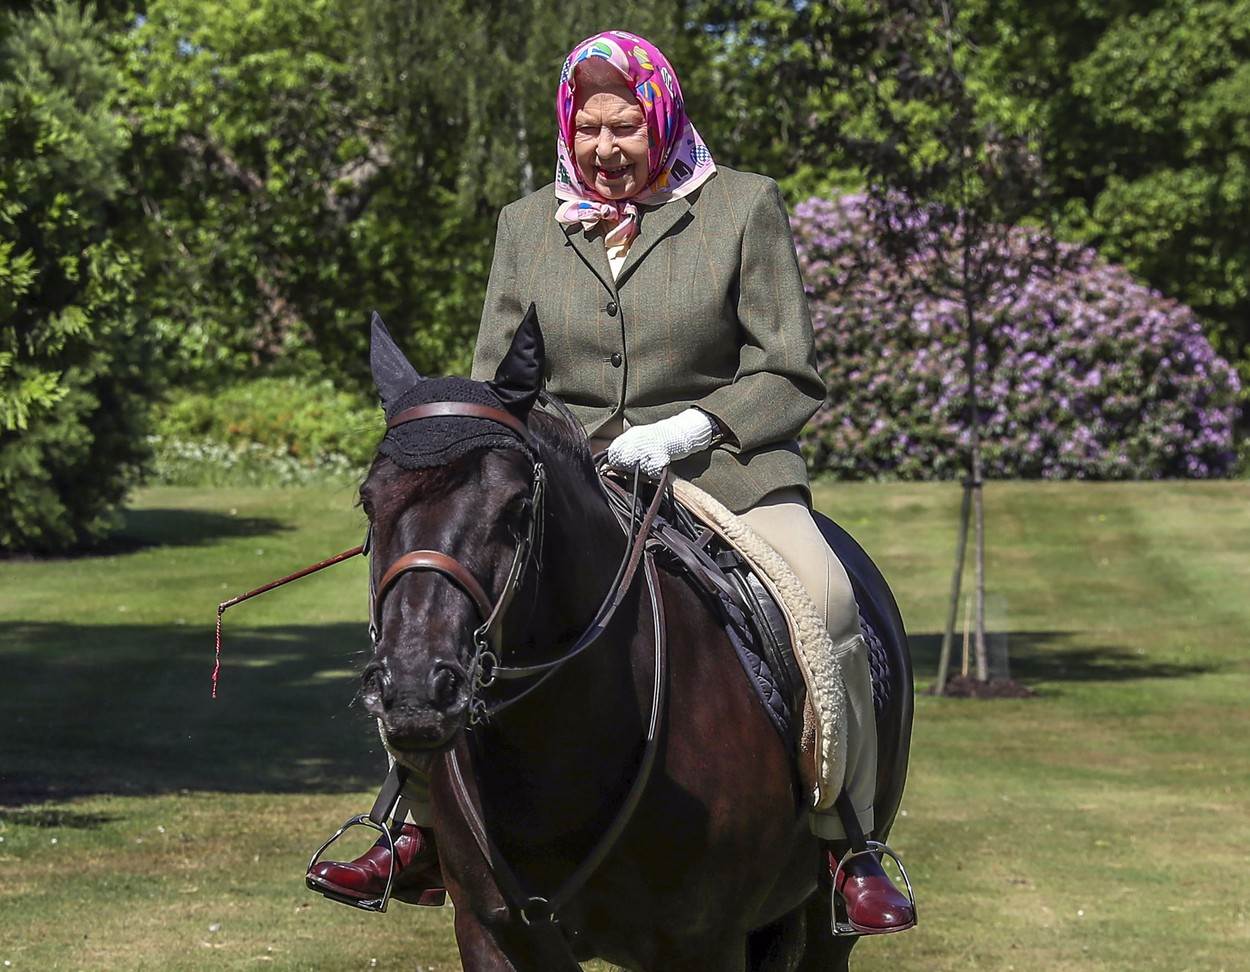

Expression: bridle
xmin=367 ymin=400 xmax=665 ymax=724
xmin=214 ymin=399 xmax=661 ymax=705
xmin=367 ymin=401 xmax=548 ymax=721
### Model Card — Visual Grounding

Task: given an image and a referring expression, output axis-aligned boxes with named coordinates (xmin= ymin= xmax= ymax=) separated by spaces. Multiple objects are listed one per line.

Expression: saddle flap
xmin=641 ymin=491 xmax=806 ymax=751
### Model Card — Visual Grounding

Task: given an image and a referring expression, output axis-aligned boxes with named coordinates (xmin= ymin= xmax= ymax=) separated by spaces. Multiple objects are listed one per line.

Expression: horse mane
xmin=531 ymin=391 xmax=601 ymax=488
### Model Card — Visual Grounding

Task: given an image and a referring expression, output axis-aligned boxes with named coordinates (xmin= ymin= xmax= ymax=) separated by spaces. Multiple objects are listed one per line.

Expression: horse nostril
xmin=429 ymin=662 xmax=464 ymax=711
xmin=361 ymin=659 xmax=394 ymax=711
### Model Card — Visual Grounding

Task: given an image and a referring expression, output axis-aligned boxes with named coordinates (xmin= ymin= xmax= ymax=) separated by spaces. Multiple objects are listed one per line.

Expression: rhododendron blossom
xmin=792 ymin=195 xmax=1241 ymax=480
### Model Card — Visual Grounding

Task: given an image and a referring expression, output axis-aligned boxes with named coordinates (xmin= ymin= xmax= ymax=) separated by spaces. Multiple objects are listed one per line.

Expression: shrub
xmin=0 ymin=2 xmax=157 ymax=552
xmin=792 ymin=195 xmax=1242 ymax=480
xmin=148 ymin=377 xmax=381 ymax=485
xmin=146 ymin=435 xmax=362 ymax=487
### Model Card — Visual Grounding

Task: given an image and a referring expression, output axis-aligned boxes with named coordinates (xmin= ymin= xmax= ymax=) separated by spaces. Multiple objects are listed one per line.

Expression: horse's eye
xmin=506 ymin=495 xmax=531 ymax=521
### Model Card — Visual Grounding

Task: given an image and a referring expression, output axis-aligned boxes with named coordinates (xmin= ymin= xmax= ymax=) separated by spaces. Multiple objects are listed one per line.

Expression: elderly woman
xmin=309 ymin=30 xmax=914 ymax=935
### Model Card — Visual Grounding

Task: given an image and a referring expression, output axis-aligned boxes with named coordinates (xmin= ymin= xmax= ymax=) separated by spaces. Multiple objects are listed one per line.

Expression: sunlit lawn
xmin=1 ymin=480 xmax=1248 ymax=970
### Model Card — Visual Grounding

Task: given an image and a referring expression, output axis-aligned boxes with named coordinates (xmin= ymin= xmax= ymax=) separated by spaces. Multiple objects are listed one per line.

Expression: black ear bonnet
xmin=378 ymin=377 xmax=535 ymax=471
xmin=370 ymin=305 xmax=544 ymax=469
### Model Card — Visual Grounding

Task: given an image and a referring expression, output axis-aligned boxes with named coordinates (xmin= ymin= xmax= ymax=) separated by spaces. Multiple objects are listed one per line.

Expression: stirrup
xmin=305 ymin=765 xmax=409 ymax=914
xmin=830 ymin=840 xmax=917 ymax=937
xmin=306 ymin=814 xmax=401 ymax=913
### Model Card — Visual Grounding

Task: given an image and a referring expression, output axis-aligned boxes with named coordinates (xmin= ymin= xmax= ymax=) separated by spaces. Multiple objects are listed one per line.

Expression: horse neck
xmin=529 ymin=439 xmax=628 ymax=649
xmin=474 ymin=435 xmax=645 ymax=815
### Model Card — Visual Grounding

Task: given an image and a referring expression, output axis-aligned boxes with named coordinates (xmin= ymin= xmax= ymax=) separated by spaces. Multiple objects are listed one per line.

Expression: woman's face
xmin=572 ymin=81 xmax=649 ymax=200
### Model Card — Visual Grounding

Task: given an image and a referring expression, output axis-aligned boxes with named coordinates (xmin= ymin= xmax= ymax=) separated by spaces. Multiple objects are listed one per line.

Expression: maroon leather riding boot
xmin=307 ymin=823 xmax=445 ymax=906
xmin=829 ymin=849 xmax=916 ymax=935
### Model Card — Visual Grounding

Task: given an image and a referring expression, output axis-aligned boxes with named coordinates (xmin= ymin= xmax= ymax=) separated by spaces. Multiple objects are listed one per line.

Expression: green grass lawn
xmin=2 ymin=481 xmax=1248 ymax=970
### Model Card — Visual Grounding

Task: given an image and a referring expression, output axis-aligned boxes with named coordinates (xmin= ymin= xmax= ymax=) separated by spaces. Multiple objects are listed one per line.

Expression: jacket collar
xmin=562 ymin=219 xmax=615 ymax=296
xmin=559 ymin=192 xmax=697 ymax=295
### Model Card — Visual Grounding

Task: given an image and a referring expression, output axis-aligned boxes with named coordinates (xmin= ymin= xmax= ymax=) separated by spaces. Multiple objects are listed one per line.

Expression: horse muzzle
xmin=360 ymin=657 xmax=469 ymax=751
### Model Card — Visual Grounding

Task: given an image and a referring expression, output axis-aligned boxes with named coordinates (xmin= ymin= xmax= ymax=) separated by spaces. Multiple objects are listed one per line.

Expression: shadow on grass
xmin=1 ymin=509 xmax=290 ymax=560
xmin=0 ymin=807 xmax=119 ymax=828
xmin=909 ymin=631 xmax=1216 ymax=689
xmin=3 ymin=620 xmax=1219 ymax=808
xmin=111 ymin=507 xmax=291 ymax=552
xmin=0 ymin=621 xmax=383 ymax=807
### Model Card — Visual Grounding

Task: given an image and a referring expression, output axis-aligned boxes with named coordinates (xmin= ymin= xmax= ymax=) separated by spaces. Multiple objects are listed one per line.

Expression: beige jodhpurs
xmin=737 ymin=488 xmax=877 ymax=840
xmin=398 ymin=451 xmax=878 ymax=841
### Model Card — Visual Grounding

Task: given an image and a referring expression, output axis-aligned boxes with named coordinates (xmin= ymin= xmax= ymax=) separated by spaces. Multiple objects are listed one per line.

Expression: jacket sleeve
xmin=693 ymin=179 xmax=826 ymax=454
xmin=470 ymin=204 xmax=521 ymax=382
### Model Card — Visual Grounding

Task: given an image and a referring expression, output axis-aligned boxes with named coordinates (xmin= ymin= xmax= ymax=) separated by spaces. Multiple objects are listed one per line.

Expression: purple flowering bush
xmin=791 ymin=195 xmax=1242 ymax=480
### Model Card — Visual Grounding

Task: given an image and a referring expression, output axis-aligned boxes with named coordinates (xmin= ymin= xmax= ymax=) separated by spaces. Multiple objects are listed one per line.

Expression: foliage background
xmin=2 ymin=0 xmax=1247 ymax=549
xmin=0 ymin=2 xmax=157 ymax=551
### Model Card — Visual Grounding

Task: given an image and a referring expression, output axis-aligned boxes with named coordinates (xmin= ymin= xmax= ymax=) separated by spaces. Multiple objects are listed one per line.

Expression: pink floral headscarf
xmin=554 ymin=30 xmax=716 ymax=246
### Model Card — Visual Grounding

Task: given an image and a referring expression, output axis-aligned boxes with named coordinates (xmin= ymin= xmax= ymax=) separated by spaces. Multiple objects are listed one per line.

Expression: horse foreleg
xmin=451 ymin=906 xmax=520 ymax=972
xmin=649 ymin=935 xmax=750 ymax=972
xmin=451 ymin=904 xmax=583 ymax=972
xmin=791 ymin=891 xmax=855 ymax=972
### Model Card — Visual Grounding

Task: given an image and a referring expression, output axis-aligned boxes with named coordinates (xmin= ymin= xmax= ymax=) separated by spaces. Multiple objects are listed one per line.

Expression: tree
xmin=0 ymin=0 xmax=158 ymax=552
xmin=723 ymin=0 xmax=1069 ymax=688
xmin=124 ymin=0 xmax=407 ymax=381
xmin=965 ymin=0 xmax=1250 ymax=386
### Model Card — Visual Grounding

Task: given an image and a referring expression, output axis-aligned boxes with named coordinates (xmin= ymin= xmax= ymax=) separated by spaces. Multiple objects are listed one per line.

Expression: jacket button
xmin=606 ymin=300 xmax=618 ymax=316
xmin=610 ymin=352 xmax=623 ymax=368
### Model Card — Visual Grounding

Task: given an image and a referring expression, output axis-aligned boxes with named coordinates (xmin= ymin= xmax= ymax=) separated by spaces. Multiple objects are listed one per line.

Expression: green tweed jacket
xmin=470 ymin=166 xmax=826 ymax=513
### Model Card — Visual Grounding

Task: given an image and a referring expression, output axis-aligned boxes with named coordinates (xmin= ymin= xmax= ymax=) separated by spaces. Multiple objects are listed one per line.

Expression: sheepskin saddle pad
xmin=668 ymin=478 xmax=848 ymax=812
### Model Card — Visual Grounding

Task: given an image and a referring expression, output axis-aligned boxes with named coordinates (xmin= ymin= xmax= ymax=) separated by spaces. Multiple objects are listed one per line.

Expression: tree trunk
xmin=932 ymin=480 xmax=972 ymax=695
xmin=966 ymin=296 xmax=990 ymax=682
xmin=972 ymin=468 xmax=988 ymax=682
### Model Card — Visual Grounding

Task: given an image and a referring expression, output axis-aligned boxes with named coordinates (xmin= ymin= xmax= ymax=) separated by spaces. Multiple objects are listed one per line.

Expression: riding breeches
xmin=737 ymin=487 xmax=877 ymax=840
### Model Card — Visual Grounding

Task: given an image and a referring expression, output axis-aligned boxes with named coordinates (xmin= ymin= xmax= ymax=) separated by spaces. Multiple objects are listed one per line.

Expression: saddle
xmin=602 ymin=477 xmax=807 ymax=751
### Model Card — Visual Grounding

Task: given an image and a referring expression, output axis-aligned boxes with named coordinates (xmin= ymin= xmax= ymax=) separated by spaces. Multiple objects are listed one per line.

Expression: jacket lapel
xmin=562 ymin=222 xmax=617 ymax=298
xmin=558 ymin=193 xmax=696 ymax=293
xmin=616 ymin=196 xmax=695 ymax=287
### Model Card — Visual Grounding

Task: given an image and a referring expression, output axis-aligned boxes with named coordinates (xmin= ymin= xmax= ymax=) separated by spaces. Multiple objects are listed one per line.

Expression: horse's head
xmin=358 ymin=308 xmax=545 ymax=756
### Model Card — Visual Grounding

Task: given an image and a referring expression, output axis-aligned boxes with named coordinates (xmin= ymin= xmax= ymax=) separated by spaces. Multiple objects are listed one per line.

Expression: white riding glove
xmin=606 ymin=408 xmax=717 ymax=479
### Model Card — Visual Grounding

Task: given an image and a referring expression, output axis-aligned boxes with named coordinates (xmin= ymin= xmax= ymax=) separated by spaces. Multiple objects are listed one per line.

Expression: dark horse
xmin=356 ymin=311 xmax=914 ymax=971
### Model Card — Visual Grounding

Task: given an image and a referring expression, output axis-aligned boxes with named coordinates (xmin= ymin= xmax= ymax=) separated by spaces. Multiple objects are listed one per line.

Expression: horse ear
xmin=489 ymin=303 xmax=545 ymax=416
xmin=370 ymin=311 xmax=421 ymax=410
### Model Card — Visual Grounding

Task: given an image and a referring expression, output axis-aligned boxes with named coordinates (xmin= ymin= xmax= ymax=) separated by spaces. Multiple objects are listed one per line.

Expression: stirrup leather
xmin=830 ymin=840 xmax=917 ymax=937
xmin=305 ymin=765 xmax=409 ymax=913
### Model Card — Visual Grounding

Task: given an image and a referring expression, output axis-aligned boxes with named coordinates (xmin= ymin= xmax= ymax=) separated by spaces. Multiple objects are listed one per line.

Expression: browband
xmin=387 ymin=402 xmax=536 ymax=450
